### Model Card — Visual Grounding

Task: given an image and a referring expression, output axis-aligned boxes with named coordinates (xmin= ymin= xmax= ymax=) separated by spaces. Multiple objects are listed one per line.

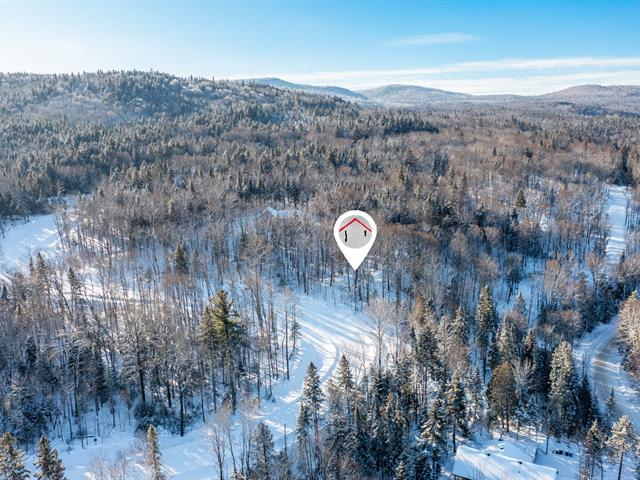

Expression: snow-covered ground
xmin=605 ymin=186 xmax=630 ymax=269
xmin=0 ymin=214 xmax=62 ymax=277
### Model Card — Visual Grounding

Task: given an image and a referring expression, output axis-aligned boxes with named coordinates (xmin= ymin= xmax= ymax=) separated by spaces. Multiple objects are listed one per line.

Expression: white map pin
xmin=334 ymin=210 xmax=377 ymax=270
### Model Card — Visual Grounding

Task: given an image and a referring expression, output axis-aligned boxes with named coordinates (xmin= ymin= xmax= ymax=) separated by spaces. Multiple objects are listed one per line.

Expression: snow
xmin=484 ymin=438 xmax=535 ymax=462
xmin=576 ymin=318 xmax=640 ymax=430
xmin=605 ymin=185 xmax=630 ymax=268
xmin=451 ymin=445 xmax=558 ymax=480
xmin=0 ymin=214 xmax=62 ymax=276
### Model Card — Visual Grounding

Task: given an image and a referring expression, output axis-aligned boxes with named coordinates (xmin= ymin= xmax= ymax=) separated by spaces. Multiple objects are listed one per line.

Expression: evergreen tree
xmin=451 ymin=306 xmax=468 ymax=347
xmin=299 ymin=362 xmax=323 ymax=476
xmin=583 ymin=420 xmax=604 ymax=480
xmin=604 ymin=388 xmax=616 ymax=433
xmin=487 ymin=336 xmax=501 ymax=372
xmin=475 ymin=285 xmax=498 ymax=377
xmin=447 ymin=374 xmax=469 ymax=452
xmin=34 ymin=436 xmax=66 ymax=480
xmin=549 ymin=341 xmax=579 ymax=437
xmin=577 ymin=374 xmax=597 ymax=435
xmin=145 ymin=425 xmax=166 ymax=480
xmin=0 ymin=432 xmax=30 ymax=480
xmin=607 ymin=415 xmax=636 ymax=480
xmin=522 ymin=329 xmax=536 ymax=363
xmin=174 ymin=243 xmax=189 ymax=274
xmin=325 ymin=379 xmax=354 ymax=480
xmin=498 ymin=323 xmax=517 ymax=363
xmin=515 ymin=189 xmax=526 ymax=208
xmin=250 ymin=422 xmax=275 ymax=480
xmin=394 ymin=460 xmax=408 ymax=480
xmin=419 ymin=394 xmax=448 ymax=478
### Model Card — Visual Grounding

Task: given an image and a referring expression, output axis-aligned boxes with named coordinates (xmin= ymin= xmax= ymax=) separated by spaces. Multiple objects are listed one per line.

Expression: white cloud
xmin=387 ymin=32 xmax=480 ymax=46
xmin=238 ymin=56 xmax=640 ymax=95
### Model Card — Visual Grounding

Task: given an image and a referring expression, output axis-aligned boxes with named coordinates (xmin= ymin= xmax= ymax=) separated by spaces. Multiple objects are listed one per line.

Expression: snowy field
xmin=0 ymin=214 xmax=62 ymax=277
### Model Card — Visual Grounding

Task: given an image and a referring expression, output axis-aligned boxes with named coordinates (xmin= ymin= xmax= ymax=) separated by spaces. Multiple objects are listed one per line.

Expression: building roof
xmin=451 ymin=445 xmax=557 ymax=480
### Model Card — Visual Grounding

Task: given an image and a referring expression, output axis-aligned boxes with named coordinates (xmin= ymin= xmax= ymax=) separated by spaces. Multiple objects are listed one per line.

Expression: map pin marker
xmin=334 ymin=210 xmax=377 ymax=270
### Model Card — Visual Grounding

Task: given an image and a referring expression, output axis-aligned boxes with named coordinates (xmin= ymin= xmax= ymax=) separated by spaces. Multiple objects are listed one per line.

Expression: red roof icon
xmin=339 ymin=217 xmax=372 ymax=233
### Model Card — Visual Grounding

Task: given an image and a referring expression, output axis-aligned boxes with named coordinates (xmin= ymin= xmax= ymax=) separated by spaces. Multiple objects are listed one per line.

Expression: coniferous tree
xmin=0 ymin=432 xmax=30 ymax=480
xmin=394 ymin=460 xmax=407 ymax=480
xmin=34 ymin=436 xmax=66 ymax=480
xmin=604 ymin=388 xmax=617 ymax=433
xmin=250 ymin=422 xmax=275 ymax=480
xmin=475 ymin=286 xmax=498 ymax=378
xmin=607 ymin=415 xmax=636 ymax=480
xmin=145 ymin=425 xmax=166 ymax=480
xmin=419 ymin=394 xmax=448 ymax=479
xmin=576 ymin=374 xmax=597 ymax=435
xmin=583 ymin=420 xmax=605 ymax=480
xmin=174 ymin=243 xmax=189 ymax=274
xmin=549 ymin=341 xmax=578 ymax=438
xmin=446 ymin=374 xmax=469 ymax=452
xmin=451 ymin=306 xmax=468 ymax=347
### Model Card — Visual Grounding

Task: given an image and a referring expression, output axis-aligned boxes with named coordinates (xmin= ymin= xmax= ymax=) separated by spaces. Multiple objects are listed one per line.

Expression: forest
xmin=1 ymin=71 xmax=640 ymax=479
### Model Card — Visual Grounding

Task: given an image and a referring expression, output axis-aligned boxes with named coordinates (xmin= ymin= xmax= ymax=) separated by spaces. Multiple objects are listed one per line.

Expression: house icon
xmin=338 ymin=216 xmax=373 ymax=249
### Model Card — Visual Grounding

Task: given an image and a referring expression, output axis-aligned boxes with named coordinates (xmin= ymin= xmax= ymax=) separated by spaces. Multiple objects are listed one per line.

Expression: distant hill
xmin=250 ymin=77 xmax=369 ymax=102
xmin=359 ymin=84 xmax=471 ymax=107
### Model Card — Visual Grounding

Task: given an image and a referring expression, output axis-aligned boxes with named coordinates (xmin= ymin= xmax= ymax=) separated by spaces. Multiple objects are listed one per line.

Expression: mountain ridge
xmin=250 ymin=77 xmax=640 ymax=113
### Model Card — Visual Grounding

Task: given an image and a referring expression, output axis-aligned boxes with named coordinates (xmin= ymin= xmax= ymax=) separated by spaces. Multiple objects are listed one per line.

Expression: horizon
xmin=2 ymin=1 xmax=640 ymax=95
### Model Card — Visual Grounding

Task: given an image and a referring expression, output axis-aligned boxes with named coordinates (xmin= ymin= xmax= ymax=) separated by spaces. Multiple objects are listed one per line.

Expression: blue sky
xmin=1 ymin=0 xmax=640 ymax=94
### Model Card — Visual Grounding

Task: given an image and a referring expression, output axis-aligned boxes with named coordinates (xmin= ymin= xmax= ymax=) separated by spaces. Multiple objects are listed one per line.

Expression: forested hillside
xmin=1 ymin=71 xmax=640 ymax=479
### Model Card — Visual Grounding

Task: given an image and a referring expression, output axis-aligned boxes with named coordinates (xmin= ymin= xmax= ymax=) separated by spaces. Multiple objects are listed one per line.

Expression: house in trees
xmin=338 ymin=216 xmax=372 ymax=248
xmin=451 ymin=445 xmax=558 ymax=480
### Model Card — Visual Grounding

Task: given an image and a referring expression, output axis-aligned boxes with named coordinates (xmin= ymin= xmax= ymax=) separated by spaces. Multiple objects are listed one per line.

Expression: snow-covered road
xmin=577 ymin=186 xmax=640 ymax=429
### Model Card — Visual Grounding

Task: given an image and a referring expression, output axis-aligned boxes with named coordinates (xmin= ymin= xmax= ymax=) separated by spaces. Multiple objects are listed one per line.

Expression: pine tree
xmin=447 ymin=374 xmax=469 ymax=452
xmin=549 ymin=341 xmax=579 ymax=437
xmin=419 ymin=394 xmax=448 ymax=478
xmin=607 ymin=415 xmax=636 ymax=480
xmin=174 ymin=243 xmax=189 ymax=274
xmin=515 ymin=189 xmax=526 ymax=208
xmin=451 ymin=306 xmax=468 ymax=347
xmin=250 ymin=422 xmax=275 ymax=480
xmin=0 ymin=432 xmax=30 ymax=480
xmin=522 ymin=329 xmax=536 ymax=363
xmin=487 ymin=336 xmax=501 ymax=371
xmin=498 ymin=323 xmax=517 ymax=363
xmin=583 ymin=420 xmax=604 ymax=480
xmin=577 ymin=374 xmax=597 ymax=435
xmin=34 ymin=436 xmax=66 ymax=480
xmin=475 ymin=285 xmax=498 ymax=377
xmin=303 ymin=362 xmax=323 ymax=467
xmin=201 ymin=290 xmax=244 ymax=412
xmin=145 ymin=425 xmax=166 ymax=480
xmin=325 ymin=380 xmax=354 ymax=480
xmin=394 ymin=460 xmax=408 ymax=480
xmin=604 ymin=388 xmax=616 ymax=432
